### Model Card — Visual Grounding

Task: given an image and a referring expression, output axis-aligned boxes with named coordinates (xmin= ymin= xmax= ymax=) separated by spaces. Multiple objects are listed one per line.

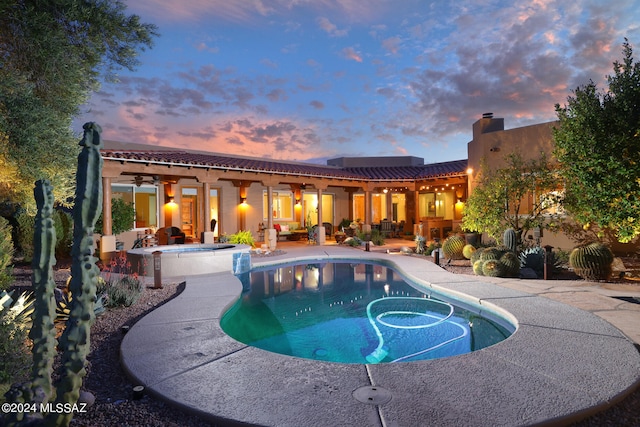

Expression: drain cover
xmin=353 ymin=386 xmax=392 ymax=405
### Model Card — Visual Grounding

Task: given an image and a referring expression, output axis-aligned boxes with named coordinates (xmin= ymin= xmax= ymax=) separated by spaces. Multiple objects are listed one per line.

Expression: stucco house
xmin=98 ymin=113 xmax=576 ymax=258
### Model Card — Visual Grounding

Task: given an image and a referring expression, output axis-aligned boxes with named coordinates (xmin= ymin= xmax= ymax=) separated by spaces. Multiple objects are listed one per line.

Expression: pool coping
xmin=120 ymin=246 xmax=640 ymax=427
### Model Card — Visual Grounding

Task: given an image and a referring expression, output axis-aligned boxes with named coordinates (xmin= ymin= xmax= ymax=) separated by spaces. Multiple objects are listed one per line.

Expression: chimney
xmin=473 ymin=112 xmax=504 ymax=138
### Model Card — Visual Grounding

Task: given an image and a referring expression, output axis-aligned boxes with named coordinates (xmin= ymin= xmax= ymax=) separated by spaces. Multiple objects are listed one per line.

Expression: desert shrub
xmin=520 ymin=246 xmax=563 ymax=278
xmin=369 ymin=229 xmax=385 ymax=246
xmin=0 ymin=304 xmax=31 ymax=390
xmin=0 ymin=217 xmax=14 ymax=291
xmin=106 ymin=275 xmax=143 ymax=307
xmin=346 ymin=236 xmax=363 ymax=247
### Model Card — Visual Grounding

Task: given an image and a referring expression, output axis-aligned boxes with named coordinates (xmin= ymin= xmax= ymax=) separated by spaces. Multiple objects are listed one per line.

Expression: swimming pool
xmin=221 ymin=260 xmax=514 ymax=363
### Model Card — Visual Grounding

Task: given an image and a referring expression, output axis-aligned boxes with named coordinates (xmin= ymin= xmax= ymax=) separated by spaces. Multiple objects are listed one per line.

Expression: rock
xmin=78 ymin=390 xmax=96 ymax=407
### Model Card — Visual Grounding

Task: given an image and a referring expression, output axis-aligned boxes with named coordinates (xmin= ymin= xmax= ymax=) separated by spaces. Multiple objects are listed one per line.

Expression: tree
xmin=462 ymin=152 xmax=561 ymax=244
xmin=0 ymin=0 xmax=158 ymax=211
xmin=553 ymin=39 xmax=640 ymax=243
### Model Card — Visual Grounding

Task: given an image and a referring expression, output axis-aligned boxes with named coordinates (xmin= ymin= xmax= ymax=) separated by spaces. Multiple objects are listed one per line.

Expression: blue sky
xmin=74 ymin=0 xmax=640 ymax=164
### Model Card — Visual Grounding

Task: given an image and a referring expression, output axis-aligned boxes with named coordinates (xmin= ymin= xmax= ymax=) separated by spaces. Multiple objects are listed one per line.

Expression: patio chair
xmin=380 ymin=220 xmax=395 ymax=237
xmin=156 ymin=226 xmax=186 ymax=245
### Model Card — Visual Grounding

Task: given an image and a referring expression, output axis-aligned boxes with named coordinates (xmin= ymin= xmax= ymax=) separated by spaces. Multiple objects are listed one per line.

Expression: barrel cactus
xmin=480 ymin=247 xmax=503 ymax=261
xmin=569 ymin=242 xmax=614 ymax=281
xmin=473 ymin=260 xmax=485 ymax=275
xmin=462 ymin=244 xmax=476 ymax=260
xmin=503 ymin=228 xmax=517 ymax=253
xmin=500 ymin=251 xmax=520 ymax=277
xmin=442 ymin=235 xmax=465 ymax=260
xmin=470 ymin=247 xmax=484 ymax=264
xmin=482 ymin=260 xmax=506 ymax=277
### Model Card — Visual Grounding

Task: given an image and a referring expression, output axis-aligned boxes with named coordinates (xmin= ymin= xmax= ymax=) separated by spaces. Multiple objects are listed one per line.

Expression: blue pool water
xmin=221 ymin=261 xmax=513 ymax=364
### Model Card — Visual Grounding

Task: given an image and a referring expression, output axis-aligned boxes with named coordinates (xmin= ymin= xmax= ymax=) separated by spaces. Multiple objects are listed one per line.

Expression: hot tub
xmin=127 ymin=243 xmax=251 ymax=278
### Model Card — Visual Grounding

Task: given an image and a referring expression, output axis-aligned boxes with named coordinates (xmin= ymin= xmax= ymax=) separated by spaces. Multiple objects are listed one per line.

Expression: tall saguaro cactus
xmin=50 ymin=123 xmax=104 ymax=426
xmin=29 ymin=180 xmax=58 ymax=404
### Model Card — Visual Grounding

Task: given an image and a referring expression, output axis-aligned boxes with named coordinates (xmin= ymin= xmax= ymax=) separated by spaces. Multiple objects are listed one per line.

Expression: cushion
xmin=274 ymin=224 xmax=281 ymax=232
xmin=281 ymin=225 xmax=290 ymax=232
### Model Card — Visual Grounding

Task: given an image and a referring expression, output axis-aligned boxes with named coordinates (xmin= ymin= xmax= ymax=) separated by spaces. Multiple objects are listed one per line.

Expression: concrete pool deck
xmin=120 ymin=244 xmax=640 ymax=426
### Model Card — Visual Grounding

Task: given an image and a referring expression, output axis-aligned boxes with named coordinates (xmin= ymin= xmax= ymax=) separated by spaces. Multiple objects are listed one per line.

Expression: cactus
xmin=442 ymin=235 xmax=465 ymax=260
xmin=482 ymin=260 xmax=506 ymax=277
xmin=28 ymin=180 xmax=59 ymax=406
xmin=500 ymin=252 xmax=520 ymax=277
xmin=503 ymin=228 xmax=517 ymax=253
xmin=462 ymin=244 xmax=476 ymax=260
xmin=51 ymin=123 xmax=103 ymax=426
xmin=569 ymin=242 xmax=614 ymax=281
xmin=480 ymin=247 xmax=502 ymax=261
xmin=472 ymin=260 xmax=485 ymax=275
xmin=470 ymin=247 xmax=484 ymax=264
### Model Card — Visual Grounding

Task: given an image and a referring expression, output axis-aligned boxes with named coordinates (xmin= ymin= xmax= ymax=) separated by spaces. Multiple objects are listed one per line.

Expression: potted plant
xmin=334 ymin=230 xmax=347 ymax=244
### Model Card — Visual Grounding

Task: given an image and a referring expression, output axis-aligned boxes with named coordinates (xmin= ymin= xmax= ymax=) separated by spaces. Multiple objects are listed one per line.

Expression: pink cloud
xmin=341 ymin=47 xmax=363 ymax=62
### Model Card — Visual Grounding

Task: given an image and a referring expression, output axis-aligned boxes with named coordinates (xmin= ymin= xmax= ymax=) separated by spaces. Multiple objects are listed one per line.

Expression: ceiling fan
xmin=128 ymin=175 xmax=161 ymax=187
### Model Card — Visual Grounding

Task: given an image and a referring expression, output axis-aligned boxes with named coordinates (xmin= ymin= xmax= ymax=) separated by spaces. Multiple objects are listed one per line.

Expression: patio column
xmin=413 ymin=190 xmax=421 ymax=237
xmin=385 ymin=190 xmax=393 ymax=221
xmin=364 ymin=190 xmax=372 ymax=225
xmin=265 ymin=185 xmax=277 ymax=250
xmin=100 ymin=176 xmax=116 ymax=260
xmin=316 ymin=187 xmax=325 ymax=245
xmin=202 ymin=181 xmax=215 ymax=243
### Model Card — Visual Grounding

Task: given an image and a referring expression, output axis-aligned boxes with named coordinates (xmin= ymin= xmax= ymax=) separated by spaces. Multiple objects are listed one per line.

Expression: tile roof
xmin=101 ymin=149 xmax=467 ymax=182
xmin=345 ymin=159 xmax=468 ymax=180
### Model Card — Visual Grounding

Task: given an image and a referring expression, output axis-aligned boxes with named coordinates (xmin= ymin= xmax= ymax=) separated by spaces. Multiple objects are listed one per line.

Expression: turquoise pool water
xmin=221 ymin=261 xmax=513 ymax=364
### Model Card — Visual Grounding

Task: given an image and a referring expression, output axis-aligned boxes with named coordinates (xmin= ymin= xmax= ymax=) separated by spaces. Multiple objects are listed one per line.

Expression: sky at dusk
xmin=74 ymin=0 xmax=640 ymax=165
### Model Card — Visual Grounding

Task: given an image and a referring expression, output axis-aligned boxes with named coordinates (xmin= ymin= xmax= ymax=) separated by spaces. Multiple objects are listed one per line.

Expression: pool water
xmin=221 ymin=261 xmax=513 ymax=364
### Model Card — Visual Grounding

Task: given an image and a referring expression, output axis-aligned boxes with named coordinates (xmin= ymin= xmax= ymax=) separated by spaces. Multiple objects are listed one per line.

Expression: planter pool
xmin=127 ymin=243 xmax=251 ymax=277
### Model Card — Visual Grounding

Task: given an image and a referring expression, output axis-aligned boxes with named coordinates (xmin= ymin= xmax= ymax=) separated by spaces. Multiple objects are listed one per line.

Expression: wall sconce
xmin=240 ymin=197 xmax=247 ymax=204
xmin=295 ymin=199 xmax=301 ymax=205
xmin=383 ymin=188 xmax=388 ymax=194
xmin=168 ymin=197 xmax=175 ymax=204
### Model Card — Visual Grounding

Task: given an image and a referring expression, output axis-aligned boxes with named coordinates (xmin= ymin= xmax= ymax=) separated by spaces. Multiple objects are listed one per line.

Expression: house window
xmin=263 ymin=191 xmax=294 ymax=221
xmin=419 ymin=191 xmax=453 ymax=219
xmin=112 ymin=184 xmax=158 ymax=230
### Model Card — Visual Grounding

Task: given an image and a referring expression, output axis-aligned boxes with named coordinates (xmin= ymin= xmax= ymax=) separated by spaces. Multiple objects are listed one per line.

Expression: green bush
xmin=53 ymin=209 xmax=73 ymax=259
xmin=95 ymin=197 xmax=135 ymax=235
xmin=228 ymin=230 xmax=255 ymax=247
xmin=106 ymin=275 xmax=143 ymax=307
xmin=0 ymin=217 xmax=14 ymax=291
xmin=16 ymin=212 xmax=35 ymax=262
